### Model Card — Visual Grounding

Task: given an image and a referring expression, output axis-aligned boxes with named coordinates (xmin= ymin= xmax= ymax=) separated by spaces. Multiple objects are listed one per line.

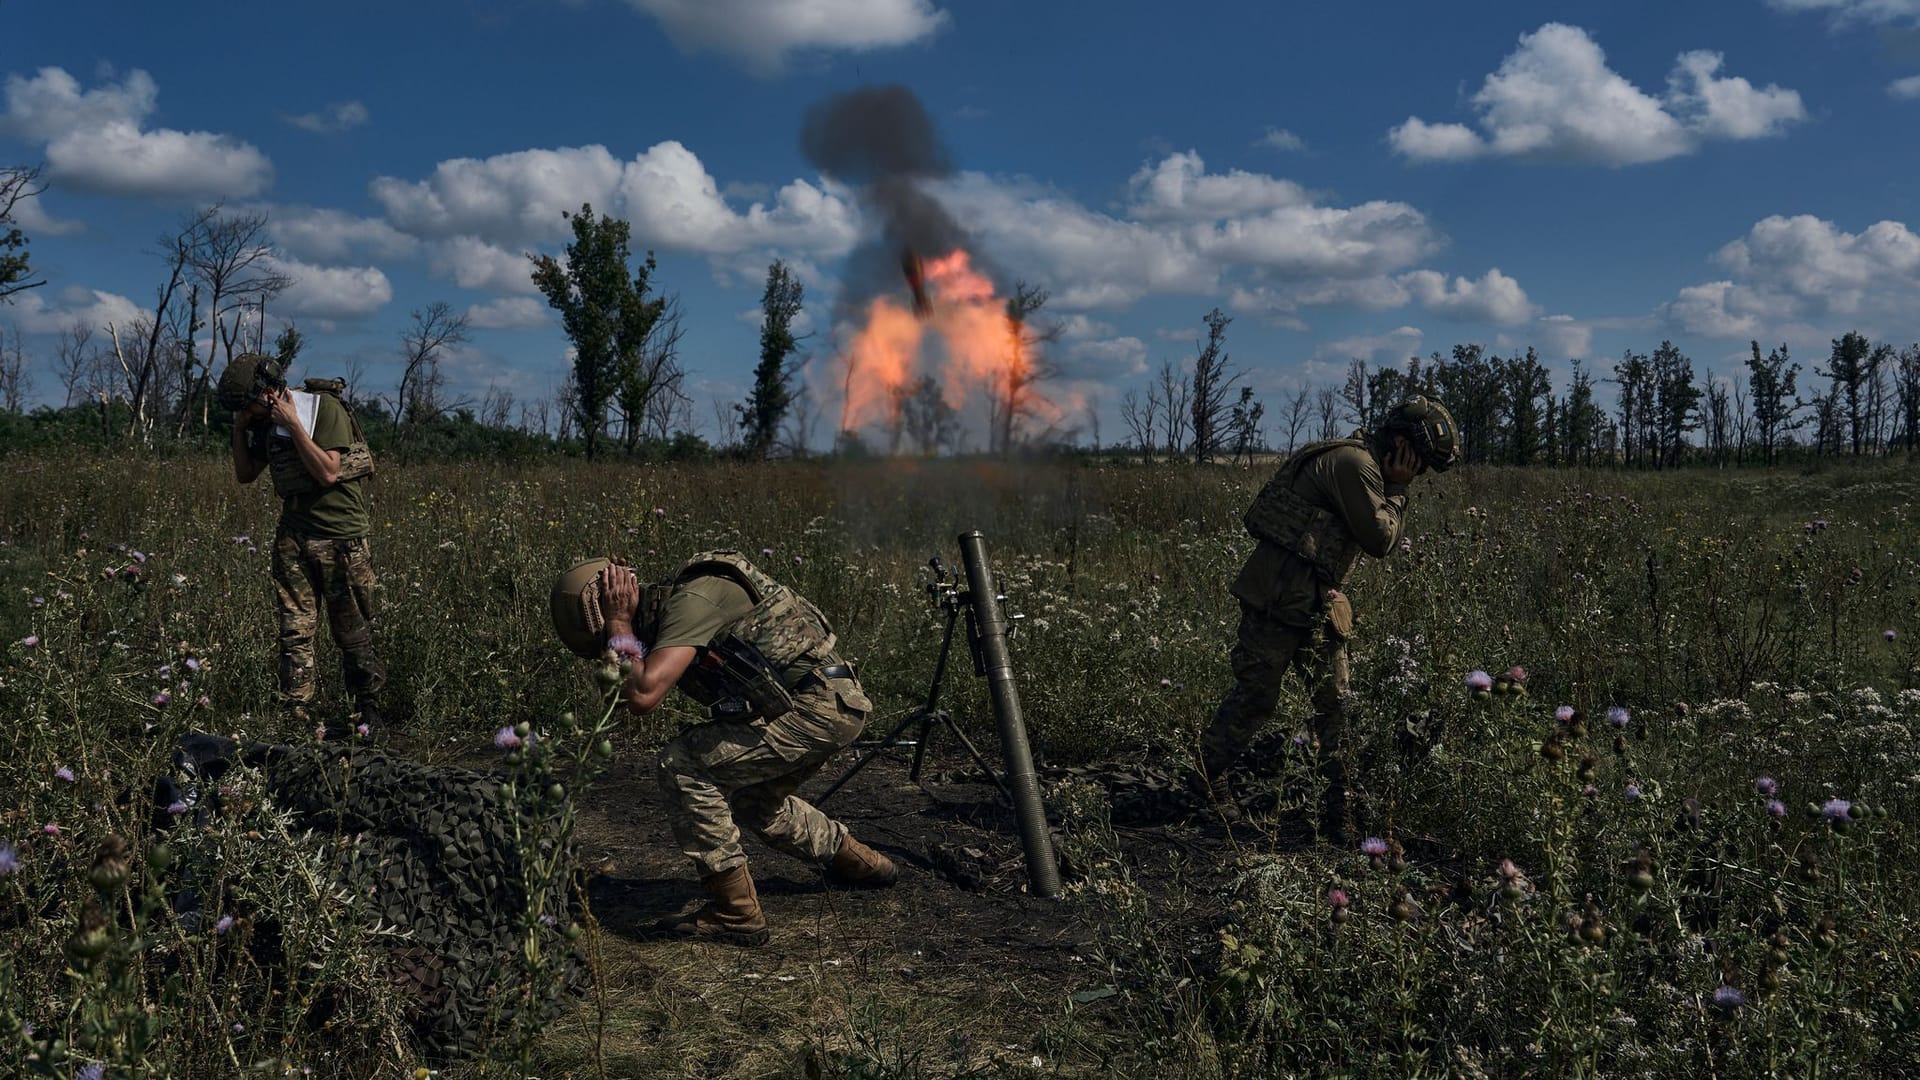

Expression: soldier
xmin=550 ymin=551 xmax=899 ymax=947
xmin=1198 ymin=396 xmax=1459 ymax=839
xmin=218 ymin=354 xmax=386 ymax=736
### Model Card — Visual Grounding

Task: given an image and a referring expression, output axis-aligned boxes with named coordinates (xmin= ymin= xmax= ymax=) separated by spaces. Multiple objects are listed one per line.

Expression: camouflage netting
xmin=161 ymin=735 xmax=585 ymax=1058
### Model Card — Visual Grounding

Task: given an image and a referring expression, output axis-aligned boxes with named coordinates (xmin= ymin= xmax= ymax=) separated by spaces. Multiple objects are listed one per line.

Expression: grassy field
xmin=2 ymin=453 xmax=1918 ymax=1077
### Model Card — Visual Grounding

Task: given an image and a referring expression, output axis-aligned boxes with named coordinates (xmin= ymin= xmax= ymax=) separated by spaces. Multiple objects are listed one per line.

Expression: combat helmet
xmin=551 ymin=557 xmax=615 ymax=658
xmin=215 ymin=353 xmax=286 ymax=413
xmin=1381 ymin=395 xmax=1460 ymax=473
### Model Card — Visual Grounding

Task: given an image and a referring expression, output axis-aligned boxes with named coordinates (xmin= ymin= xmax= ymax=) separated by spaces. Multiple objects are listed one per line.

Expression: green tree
xmin=1 ymin=165 xmax=48 ymax=304
xmin=739 ymin=259 xmax=804 ymax=459
xmin=1187 ymin=308 xmax=1241 ymax=463
xmin=1650 ymin=340 xmax=1701 ymax=469
xmin=1820 ymin=331 xmax=1877 ymax=456
xmin=1745 ymin=341 xmax=1800 ymax=465
xmin=273 ymin=323 xmax=305 ymax=367
xmin=529 ymin=204 xmax=668 ymax=459
xmin=1499 ymin=348 xmax=1551 ymax=466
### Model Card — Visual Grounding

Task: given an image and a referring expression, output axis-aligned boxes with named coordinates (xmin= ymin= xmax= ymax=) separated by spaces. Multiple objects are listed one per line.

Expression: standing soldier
xmin=219 ymin=354 xmax=386 ymax=737
xmin=1199 ymin=396 xmax=1458 ymax=839
xmin=550 ymin=551 xmax=898 ymax=947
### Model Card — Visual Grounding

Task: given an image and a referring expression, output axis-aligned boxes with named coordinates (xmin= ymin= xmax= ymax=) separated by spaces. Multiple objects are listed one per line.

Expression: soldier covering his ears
xmin=219 ymin=353 xmax=386 ymax=737
xmin=1199 ymin=396 xmax=1460 ymax=839
xmin=551 ymin=550 xmax=898 ymax=947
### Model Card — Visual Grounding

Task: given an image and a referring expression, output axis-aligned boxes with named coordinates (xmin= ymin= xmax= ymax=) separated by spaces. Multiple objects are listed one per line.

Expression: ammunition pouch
xmin=691 ymin=633 xmax=798 ymax=721
xmin=1242 ymin=438 xmax=1368 ymax=584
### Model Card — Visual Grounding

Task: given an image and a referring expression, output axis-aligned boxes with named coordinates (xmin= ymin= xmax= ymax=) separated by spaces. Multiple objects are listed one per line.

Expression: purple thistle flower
xmin=1554 ymin=705 xmax=1575 ymax=724
xmin=1822 ymin=798 xmax=1851 ymax=821
xmin=184 ymin=657 xmax=202 ymax=673
xmin=1158 ymin=677 xmax=1172 ymax=688
xmin=1755 ymin=776 xmax=1778 ymax=797
xmin=76 ymin=1064 xmax=103 ymax=1080
xmin=792 ymin=555 xmax=803 ymax=566
xmin=215 ymin=915 xmax=235 ymax=934
xmin=1886 ymin=629 xmax=1898 ymax=642
xmin=1712 ymin=985 xmax=1746 ymax=1012
xmin=231 ymin=1022 xmax=245 ymax=1035
xmin=152 ymin=692 xmax=170 ymax=707
xmin=652 ymin=507 xmax=666 ymax=517
xmin=1582 ymin=784 xmax=1599 ymax=798
xmin=19 ymin=635 xmax=39 ymax=648
xmin=230 ymin=535 xmax=250 ymax=545
xmin=196 ymin=695 xmax=210 ymax=709
xmin=54 ymin=766 xmax=75 ymax=783
xmin=1767 ymin=799 xmax=1787 ymax=818
xmin=131 ymin=550 xmax=147 ymax=564
xmin=157 ymin=663 xmax=172 ymax=678
xmin=0 ymin=843 xmax=17 ymax=876
xmin=1605 ymin=706 xmax=1630 ymax=728
xmin=760 ymin=546 xmax=775 ymax=558
xmin=355 ymin=723 xmax=370 ymax=739
xmin=1464 ymin=670 xmax=1493 ymax=692
xmin=1624 ymin=784 xmax=1642 ymax=802
xmin=30 ymin=595 xmax=44 ymax=607
xmin=1327 ymin=887 xmax=1349 ymax=909
xmin=1360 ymin=836 xmax=1389 ymax=858
xmin=493 ymin=726 xmax=522 ymax=750
xmin=167 ymin=801 xmax=188 ymax=816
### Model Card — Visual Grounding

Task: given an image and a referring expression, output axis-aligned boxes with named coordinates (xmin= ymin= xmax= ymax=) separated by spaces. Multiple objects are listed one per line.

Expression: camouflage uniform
xmin=649 ymin=551 xmax=874 ymax=876
xmin=240 ymin=376 xmax=384 ymax=721
xmin=271 ymin=531 xmax=386 ymax=714
xmin=1200 ymin=437 xmax=1407 ymax=791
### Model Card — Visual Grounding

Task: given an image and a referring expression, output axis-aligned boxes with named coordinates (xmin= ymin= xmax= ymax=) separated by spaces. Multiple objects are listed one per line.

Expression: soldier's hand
xmin=266 ymin=387 xmax=300 ymax=429
xmin=599 ymin=562 xmax=639 ymax=622
xmin=1383 ymin=441 xmax=1422 ymax=485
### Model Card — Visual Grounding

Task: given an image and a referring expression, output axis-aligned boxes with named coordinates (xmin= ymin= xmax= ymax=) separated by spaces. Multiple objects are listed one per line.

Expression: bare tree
xmin=1120 ymin=387 xmax=1157 ymax=461
xmin=710 ymin=395 xmax=743 ymax=451
xmin=626 ymin=297 xmax=688 ymax=447
xmin=989 ymin=281 xmax=1061 ymax=454
xmin=394 ymin=302 xmax=471 ymax=440
xmin=0 ymin=320 xmax=30 ymax=411
xmin=53 ymin=324 xmax=97 ymax=408
xmin=1315 ymin=386 xmax=1342 ymax=439
xmin=1282 ymin=386 xmax=1311 ymax=452
xmin=781 ymin=372 xmax=820 ymax=457
xmin=1155 ymin=359 xmax=1189 ymax=461
xmin=181 ymin=206 xmax=289 ymax=428
xmin=900 ymin=375 xmax=960 ymax=456
xmin=480 ymin=384 xmax=515 ymax=429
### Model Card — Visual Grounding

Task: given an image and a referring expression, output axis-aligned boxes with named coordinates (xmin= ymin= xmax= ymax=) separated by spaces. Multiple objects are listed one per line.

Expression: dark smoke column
xmin=801 ymin=85 xmax=971 ymax=312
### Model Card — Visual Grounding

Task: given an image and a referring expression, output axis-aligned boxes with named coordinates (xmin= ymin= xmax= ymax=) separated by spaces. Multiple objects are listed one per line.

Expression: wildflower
xmin=1465 ymin=670 xmax=1493 ymax=692
xmin=1506 ymin=665 xmax=1528 ymax=684
xmin=185 ymin=657 xmax=202 ymax=672
xmin=44 ymin=822 xmax=61 ymax=835
xmin=215 ymin=915 xmax=234 ymax=934
xmin=356 ymin=723 xmax=370 ymax=738
xmin=1327 ymin=887 xmax=1349 ymax=909
xmin=131 ymin=550 xmax=147 ymax=564
xmin=232 ymin=1022 xmax=245 ymax=1035
xmin=55 ymin=766 xmax=75 ymax=783
xmin=1886 ymin=629 xmax=1898 ymax=642
xmin=1624 ymin=784 xmax=1642 ymax=801
xmin=653 ymin=507 xmax=666 ymax=517
xmin=494 ymin=726 xmax=523 ymax=751
xmin=1158 ymin=677 xmax=1172 ymax=688
xmin=1712 ymin=985 xmax=1745 ymax=1012
xmin=1755 ymin=776 xmax=1778 ymax=797
xmin=152 ymin=692 xmax=171 ymax=707
xmin=76 ymin=1065 xmax=103 ymax=1080
xmin=158 ymin=663 xmax=173 ymax=678
xmin=1498 ymin=859 xmax=1522 ymax=882
xmin=231 ymin=535 xmax=250 ymax=545
xmin=30 ymin=595 xmax=44 ymax=607
xmin=792 ymin=555 xmax=804 ymax=566
xmin=0 ymin=843 xmax=17 ymax=876
xmin=1361 ymin=837 xmax=1389 ymax=858
xmin=167 ymin=801 xmax=188 ymax=816
xmin=1555 ymin=705 xmax=1575 ymax=724
xmin=1767 ymin=799 xmax=1787 ymax=818
xmin=1582 ymin=785 xmax=1599 ymax=799
xmin=19 ymin=634 xmax=39 ymax=648
xmin=1821 ymin=798 xmax=1851 ymax=821
xmin=1605 ymin=706 xmax=1630 ymax=728
xmin=760 ymin=546 xmax=775 ymax=558
xmin=195 ymin=695 xmax=209 ymax=709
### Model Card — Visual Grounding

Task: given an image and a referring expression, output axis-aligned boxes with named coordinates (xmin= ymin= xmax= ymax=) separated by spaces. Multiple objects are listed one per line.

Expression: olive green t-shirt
xmin=274 ymin=394 xmax=371 ymax=539
xmin=651 ymin=575 xmax=752 ymax=650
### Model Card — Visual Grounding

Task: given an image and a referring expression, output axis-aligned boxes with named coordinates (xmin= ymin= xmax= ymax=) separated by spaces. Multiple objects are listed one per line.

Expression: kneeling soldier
xmin=551 ymin=551 xmax=898 ymax=946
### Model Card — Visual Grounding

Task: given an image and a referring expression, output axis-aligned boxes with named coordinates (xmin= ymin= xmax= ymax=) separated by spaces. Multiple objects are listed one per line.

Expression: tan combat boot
xmin=651 ymin=864 xmax=770 ymax=946
xmin=825 ymin=834 xmax=899 ymax=889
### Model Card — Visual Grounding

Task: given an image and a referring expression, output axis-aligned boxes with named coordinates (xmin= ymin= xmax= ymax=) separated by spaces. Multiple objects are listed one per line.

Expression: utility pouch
xmin=694 ymin=633 xmax=797 ymax=720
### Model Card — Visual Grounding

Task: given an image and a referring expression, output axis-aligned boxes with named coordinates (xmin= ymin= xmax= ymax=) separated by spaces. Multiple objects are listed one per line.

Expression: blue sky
xmin=4 ymin=0 xmax=1919 ymax=445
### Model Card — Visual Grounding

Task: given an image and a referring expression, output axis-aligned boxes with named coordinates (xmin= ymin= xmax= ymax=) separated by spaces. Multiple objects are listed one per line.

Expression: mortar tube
xmin=958 ymin=530 xmax=1062 ymax=899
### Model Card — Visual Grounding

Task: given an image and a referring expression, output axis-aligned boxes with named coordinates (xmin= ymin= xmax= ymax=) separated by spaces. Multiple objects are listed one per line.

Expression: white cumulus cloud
xmin=1890 ymin=75 xmax=1920 ymax=99
xmin=1399 ymin=268 xmax=1538 ymax=324
xmin=266 ymin=205 xmax=418 ymax=263
xmin=8 ymin=284 xmax=145 ymax=335
xmin=1664 ymin=214 xmax=1920 ymax=337
xmin=626 ymin=0 xmax=949 ymax=73
xmin=1314 ymin=326 xmax=1425 ymax=366
xmin=1390 ymin=24 xmax=1804 ymax=165
xmin=466 ymin=296 xmax=552 ymax=330
xmin=0 ymin=67 xmax=272 ymax=198
xmin=271 ymin=256 xmax=393 ymax=319
xmin=1255 ymin=126 xmax=1307 ymax=152
xmin=1767 ymin=0 xmax=1920 ymax=26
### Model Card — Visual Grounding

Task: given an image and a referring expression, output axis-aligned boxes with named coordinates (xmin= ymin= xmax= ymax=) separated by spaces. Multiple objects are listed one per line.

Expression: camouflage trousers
xmin=658 ymin=673 xmax=870 ymax=878
xmin=1199 ymin=599 xmax=1351 ymax=783
xmin=271 ymin=528 xmax=386 ymax=714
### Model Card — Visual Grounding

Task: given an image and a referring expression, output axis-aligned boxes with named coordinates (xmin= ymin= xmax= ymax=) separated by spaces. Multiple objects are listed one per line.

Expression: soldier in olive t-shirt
xmin=230 ymin=375 xmax=386 ymax=735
